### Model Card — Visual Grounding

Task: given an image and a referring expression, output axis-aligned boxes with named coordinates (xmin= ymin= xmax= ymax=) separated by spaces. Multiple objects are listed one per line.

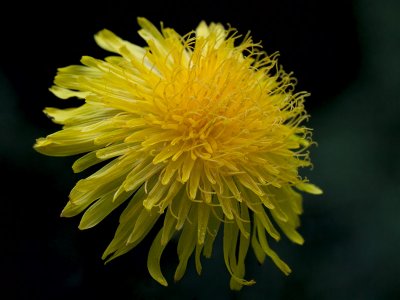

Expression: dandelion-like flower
xmin=34 ymin=18 xmax=322 ymax=290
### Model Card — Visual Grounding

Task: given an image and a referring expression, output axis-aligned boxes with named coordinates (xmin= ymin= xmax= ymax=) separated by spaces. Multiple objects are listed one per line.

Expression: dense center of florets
xmin=147 ymin=57 xmax=269 ymax=166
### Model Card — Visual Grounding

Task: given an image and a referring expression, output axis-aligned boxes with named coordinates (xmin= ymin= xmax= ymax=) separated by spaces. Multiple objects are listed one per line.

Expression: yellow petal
xmin=94 ymin=29 xmax=146 ymax=60
xmin=181 ymin=153 xmax=196 ymax=183
xmin=296 ymin=183 xmax=323 ymax=195
xmin=127 ymin=208 xmax=160 ymax=244
xmin=174 ymin=217 xmax=196 ymax=281
xmin=161 ymin=208 xmax=177 ymax=245
xmin=72 ymin=151 xmax=102 ymax=173
xmin=173 ymin=192 xmax=192 ymax=231
xmin=251 ymin=226 xmax=266 ymax=264
xmin=256 ymin=218 xmax=291 ymax=275
xmin=202 ymin=210 xmax=221 ymax=258
xmin=49 ymin=86 xmax=90 ymax=99
xmin=197 ymin=202 xmax=210 ymax=245
xmin=195 ymin=243 xmax=203 ymax=275
xmin=79 ymin=188 xmax=131 ymax=230
xmin=148 ymin=230 xmax=169 ymax=286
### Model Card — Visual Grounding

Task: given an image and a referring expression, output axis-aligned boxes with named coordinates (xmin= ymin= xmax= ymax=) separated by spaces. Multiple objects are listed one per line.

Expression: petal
xmin=197 ymin=202 xmax=210 ymax=245
xmin=251 ymin=225 xmax=266 ymax=264
xmin=216 ymin=192 xmax=234 ymax=220
xmin=181 ymin=153 xmax=196 ymax=183
xmin=230 ymin=205 xmax=253 ymax=290
xmin=195 ymin=21 xmax=209 ymax=38
xmin=53 ymin=65 xmax=101 ymax=91
xmin=188 ymin=161 xmax=202 ymax=200
xmin=94 ymin=29 xmax=146 ymax=60
xmin=72 ymin=151 xmax=103 ymax=173
xmin=49 ymin=86 xmax=90 ymax=99
xmin=172 ymin=191 xmax=192 ymax=230
xmin=122 ymin=158 xmax=164 ymax=192
xmin=127 ymin=208 xmax=160 ymax=244
xmin=102 ymin=187 xmax=147 ymax=260
xmin=202 ymin=207 xmax=222 ymax=258
xmin=296 ymin=182 xmax=323 ymax=195
xmin=174 ymin=214 xmax=196 ymax=282
xmin=143 ymin=176 xmax=170 ymax=210
xmin=236 ymin=173 xmax=264 ymax=197
xmin=34 ymin=132 xmax=98 ymax=156
xmin=195 ymin=243 xmax=204 ymax=275
xmin=78 ymin=188 xmax=132 ymax=230
xmin=147 ymin=229 xmax=169 ymax=286
xmin=223 ymin=218 xmax=238 ymax=278
xmin=255 ymin=218 xmax=291 ymax=275
xmin=43 ymin=103 xmax=118 ymax=126
xmin=161 ymin=207 xmax=177 ymax=245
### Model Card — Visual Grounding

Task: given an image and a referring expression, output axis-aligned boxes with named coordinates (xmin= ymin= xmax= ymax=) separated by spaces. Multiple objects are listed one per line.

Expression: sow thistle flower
xmin=34 ymin=17 xmax=322 ymax=290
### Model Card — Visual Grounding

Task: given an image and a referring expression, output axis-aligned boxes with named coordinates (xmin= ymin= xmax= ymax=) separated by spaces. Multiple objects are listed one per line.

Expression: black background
xmin=1 ymin=0 xmax=399 ymax=299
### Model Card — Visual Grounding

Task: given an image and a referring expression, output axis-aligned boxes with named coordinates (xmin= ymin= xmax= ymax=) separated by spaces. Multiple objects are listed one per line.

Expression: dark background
xmin=1 ymin=0 xmax=399 ymax=299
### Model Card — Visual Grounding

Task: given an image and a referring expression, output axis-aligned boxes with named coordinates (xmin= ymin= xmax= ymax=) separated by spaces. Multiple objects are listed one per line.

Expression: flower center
xmin=146 ymin=53 xmax=267 ymax=167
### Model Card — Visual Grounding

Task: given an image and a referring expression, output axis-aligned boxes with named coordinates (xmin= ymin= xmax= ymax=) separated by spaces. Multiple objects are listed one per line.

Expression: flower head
xmin=34 ymin=17 xmax=322 ymax=290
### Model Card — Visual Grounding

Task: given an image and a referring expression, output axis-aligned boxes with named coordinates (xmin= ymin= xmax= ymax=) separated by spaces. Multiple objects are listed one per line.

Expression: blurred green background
xmin=1 ymin=0 xmax=399 ymax=299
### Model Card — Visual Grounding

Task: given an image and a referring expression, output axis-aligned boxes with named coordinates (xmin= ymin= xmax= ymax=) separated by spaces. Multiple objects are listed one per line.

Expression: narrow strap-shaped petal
xmin=296 ymin=182 xmax=323 ymax=195
xmin=147 ymin=229 xmax=171 ymax=286
xmin=49 ymin=86 xmax=90 ymax=100
xmin=161 ymin=207 xmax=177 ymax=245
xmin=94 ymin=29 xmax=146 ymax=60
xmin=194 ymin=243 xmax=204 ymax=275
xmin=202 ymin=207 xmax=222 ymax=258
xmin=255 ymin=217 xmax=291 ymax=275
xmin=197 ymin=201 xmax=210 ymax=245
xmin=78 ymin=187 xmax=133 ymax=229
xmin=102 ymin=190 xmax=145 ymax=261
xmin=251 ymin=222 xmax=266 ymax=264
xmin=72 ymin=151 xmax=103 ymax=173
xmin=230 ymin=205 xmax=254 ymax=290
xmin=223 ymin=216 xmax=255 ymax=289
xmin=127 ymin=208 xmax=160 ymax=244
xmin=174 ymin=214 xmax=196 ymax=281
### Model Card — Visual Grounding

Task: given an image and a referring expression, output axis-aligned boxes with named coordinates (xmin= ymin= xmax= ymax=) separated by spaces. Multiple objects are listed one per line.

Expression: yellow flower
xmin=34 ymin=17 xmax=322 ymax=290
